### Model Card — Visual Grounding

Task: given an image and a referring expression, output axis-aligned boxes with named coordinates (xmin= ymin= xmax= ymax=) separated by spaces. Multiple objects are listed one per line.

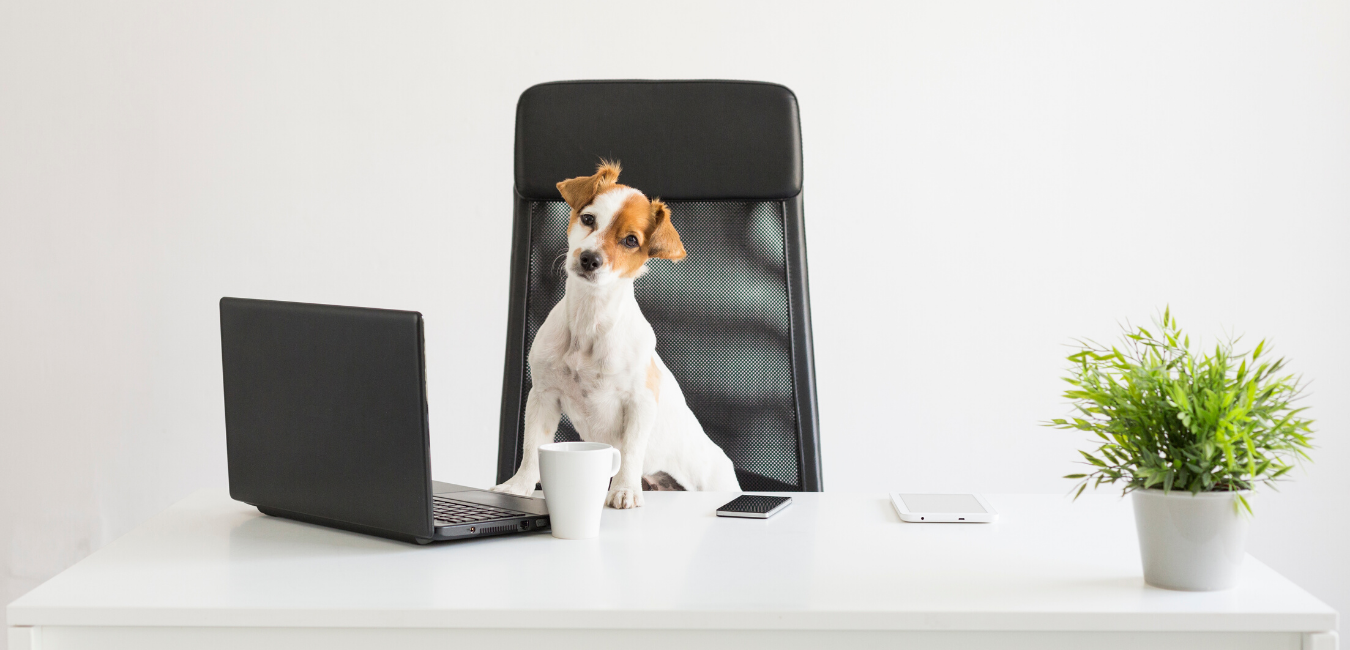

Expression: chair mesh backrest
xmin=517 ymin=200 xmax=802 ymax=489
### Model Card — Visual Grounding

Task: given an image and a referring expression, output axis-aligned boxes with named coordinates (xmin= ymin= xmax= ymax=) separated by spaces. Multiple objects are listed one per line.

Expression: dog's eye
xmin=623 ymin=234 xmax=639 ymax=248
xmin=580 ymin=214 xmax=595 ymax=227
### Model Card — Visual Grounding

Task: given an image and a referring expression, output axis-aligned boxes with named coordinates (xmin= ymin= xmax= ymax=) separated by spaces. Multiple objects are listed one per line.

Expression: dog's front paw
xmin=491 ymin=479 xmax=535 ymax=497
xmin=606 ymin=485 xmax=644 ymax=509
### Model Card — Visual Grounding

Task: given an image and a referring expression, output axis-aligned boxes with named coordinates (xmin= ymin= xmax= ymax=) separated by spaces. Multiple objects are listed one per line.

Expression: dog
xmin=492 ymin=162 xmax=741 ymax=508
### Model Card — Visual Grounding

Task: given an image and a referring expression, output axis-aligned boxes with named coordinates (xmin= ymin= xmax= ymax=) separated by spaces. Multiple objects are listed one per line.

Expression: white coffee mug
xmin=538 ymin=441 xmax=621 ymax=540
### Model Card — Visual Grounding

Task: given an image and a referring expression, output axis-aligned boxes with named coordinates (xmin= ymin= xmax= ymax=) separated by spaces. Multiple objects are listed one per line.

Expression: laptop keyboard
xmin=432 ymin=495 xmax=528 ymax=526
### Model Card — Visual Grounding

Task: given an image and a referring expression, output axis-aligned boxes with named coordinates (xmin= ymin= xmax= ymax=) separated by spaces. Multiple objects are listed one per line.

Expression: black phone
xmin=715 ymin=495 xmax=793 ymax=519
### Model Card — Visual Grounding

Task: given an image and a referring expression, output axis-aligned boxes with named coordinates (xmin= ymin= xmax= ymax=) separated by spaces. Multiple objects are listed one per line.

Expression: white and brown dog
xmin=492 ymin=162 xmax=741 ymax=508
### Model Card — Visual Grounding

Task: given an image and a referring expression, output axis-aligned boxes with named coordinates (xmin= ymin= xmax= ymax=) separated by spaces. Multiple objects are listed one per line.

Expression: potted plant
xmin=1047 ymin=309 xmax=1314 ymax=591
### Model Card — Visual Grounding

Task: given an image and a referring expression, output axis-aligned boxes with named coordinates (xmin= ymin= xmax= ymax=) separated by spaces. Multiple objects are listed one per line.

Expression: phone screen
xmin=897 ymin=494 xmax=986 ymax=513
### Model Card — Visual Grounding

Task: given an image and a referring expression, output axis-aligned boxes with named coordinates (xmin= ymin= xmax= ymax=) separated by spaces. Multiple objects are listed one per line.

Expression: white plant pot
xmin=1131 ymin=489 xmax=1251 ymax=591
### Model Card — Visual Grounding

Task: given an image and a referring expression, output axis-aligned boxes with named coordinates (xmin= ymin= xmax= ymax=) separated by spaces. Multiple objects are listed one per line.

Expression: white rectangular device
xmin=890 ymin=493 xmax=998 ymax=523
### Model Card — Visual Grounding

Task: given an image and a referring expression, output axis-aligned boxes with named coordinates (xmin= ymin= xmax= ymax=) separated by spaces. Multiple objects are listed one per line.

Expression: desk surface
xmin=7 ymin=490 xmax=1336 ymax=633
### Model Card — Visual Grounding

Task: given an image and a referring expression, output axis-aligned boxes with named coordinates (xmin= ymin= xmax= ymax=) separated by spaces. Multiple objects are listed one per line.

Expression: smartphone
xmin=889 ymin=493 xmax=998 ymax=523
xmin=716 ymin=495 xmax=793 ymax=519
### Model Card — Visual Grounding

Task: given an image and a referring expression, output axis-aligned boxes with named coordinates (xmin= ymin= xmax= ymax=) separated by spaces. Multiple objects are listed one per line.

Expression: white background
xmin=2 ymin=0 xmax=1346 ymax=643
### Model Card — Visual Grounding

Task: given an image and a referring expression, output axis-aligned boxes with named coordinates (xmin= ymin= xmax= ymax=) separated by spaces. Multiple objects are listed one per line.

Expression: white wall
xmin=2 ymin=0 xmax=1346 ymax=642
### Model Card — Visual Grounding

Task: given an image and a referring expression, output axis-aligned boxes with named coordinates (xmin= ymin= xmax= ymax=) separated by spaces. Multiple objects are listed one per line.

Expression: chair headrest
xmin=515 ymin=80 xmax=803 ymax=202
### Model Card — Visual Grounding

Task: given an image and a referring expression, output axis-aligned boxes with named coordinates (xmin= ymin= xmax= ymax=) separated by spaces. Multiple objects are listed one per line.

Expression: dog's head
xmin=556 ymin=161 xmax=685 ymax=285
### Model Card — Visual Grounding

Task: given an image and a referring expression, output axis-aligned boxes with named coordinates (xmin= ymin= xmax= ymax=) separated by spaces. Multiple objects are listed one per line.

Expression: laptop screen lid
xmin=220 ymin=297 xmax=434 ymax=541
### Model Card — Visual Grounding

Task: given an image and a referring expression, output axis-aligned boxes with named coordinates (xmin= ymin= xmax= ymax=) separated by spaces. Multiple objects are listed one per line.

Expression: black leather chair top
xmin=515 ymin=80 xmax=802 ymax=201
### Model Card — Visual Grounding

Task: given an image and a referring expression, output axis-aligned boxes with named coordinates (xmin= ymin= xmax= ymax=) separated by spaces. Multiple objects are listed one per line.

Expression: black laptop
xmin=220 ymin=297 xmax=548 ymax=544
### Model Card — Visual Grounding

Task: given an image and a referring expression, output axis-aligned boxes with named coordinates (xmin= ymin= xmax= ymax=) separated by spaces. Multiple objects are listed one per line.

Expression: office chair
xmin=496 ymin=80 xmax=821 ymax=492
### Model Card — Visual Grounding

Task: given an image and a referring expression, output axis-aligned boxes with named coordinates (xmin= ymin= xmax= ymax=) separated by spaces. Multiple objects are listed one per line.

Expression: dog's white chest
xmin=529 ymin=293 xmax=653 ymax=444
xmin=555 ymin=341 xmax=638 ymax=436
xmin=559 ymin=344 xmax=613 ymax=399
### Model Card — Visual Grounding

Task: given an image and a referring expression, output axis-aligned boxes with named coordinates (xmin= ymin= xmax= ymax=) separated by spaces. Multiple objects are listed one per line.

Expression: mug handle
xmin=608 ymin=447 xmax=622 ymax=478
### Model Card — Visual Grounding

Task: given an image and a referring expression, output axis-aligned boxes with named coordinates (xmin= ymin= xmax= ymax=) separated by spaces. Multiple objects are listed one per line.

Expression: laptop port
xmin=519 ymin=521 xmax=530 ymax=531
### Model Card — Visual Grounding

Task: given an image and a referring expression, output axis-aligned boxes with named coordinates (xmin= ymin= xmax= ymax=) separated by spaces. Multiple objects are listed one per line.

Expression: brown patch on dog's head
xmin=599 ymin=194 xmax=688 ymax=277
xmin=603 ymin=193 xmax=655 ymax=277
xmin=556 ymin=160 xmax=622 ymax=214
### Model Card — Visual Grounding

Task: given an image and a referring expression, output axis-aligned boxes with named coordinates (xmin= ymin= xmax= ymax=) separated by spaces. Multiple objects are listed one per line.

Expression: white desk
xmin=7 ymin=490 xmax=1338 ymax=650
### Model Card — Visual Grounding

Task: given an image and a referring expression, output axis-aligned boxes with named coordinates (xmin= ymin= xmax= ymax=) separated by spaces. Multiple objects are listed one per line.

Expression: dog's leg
xmin=607 ymin=397 xmax=657 ymax=509
xmin=491 ymin=387 xmax=560 ymax=497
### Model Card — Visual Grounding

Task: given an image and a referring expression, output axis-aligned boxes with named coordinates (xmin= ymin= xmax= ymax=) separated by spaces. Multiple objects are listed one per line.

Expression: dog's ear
xmin=556 ymin=160 xmax=621 ymax=211
xmin=646 ymin=200 xmax=685 ymax=261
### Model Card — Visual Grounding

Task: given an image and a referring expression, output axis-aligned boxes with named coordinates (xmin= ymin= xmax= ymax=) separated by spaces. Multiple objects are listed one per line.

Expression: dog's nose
xmin=579 ymin=250 xmax=603 ymax=273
